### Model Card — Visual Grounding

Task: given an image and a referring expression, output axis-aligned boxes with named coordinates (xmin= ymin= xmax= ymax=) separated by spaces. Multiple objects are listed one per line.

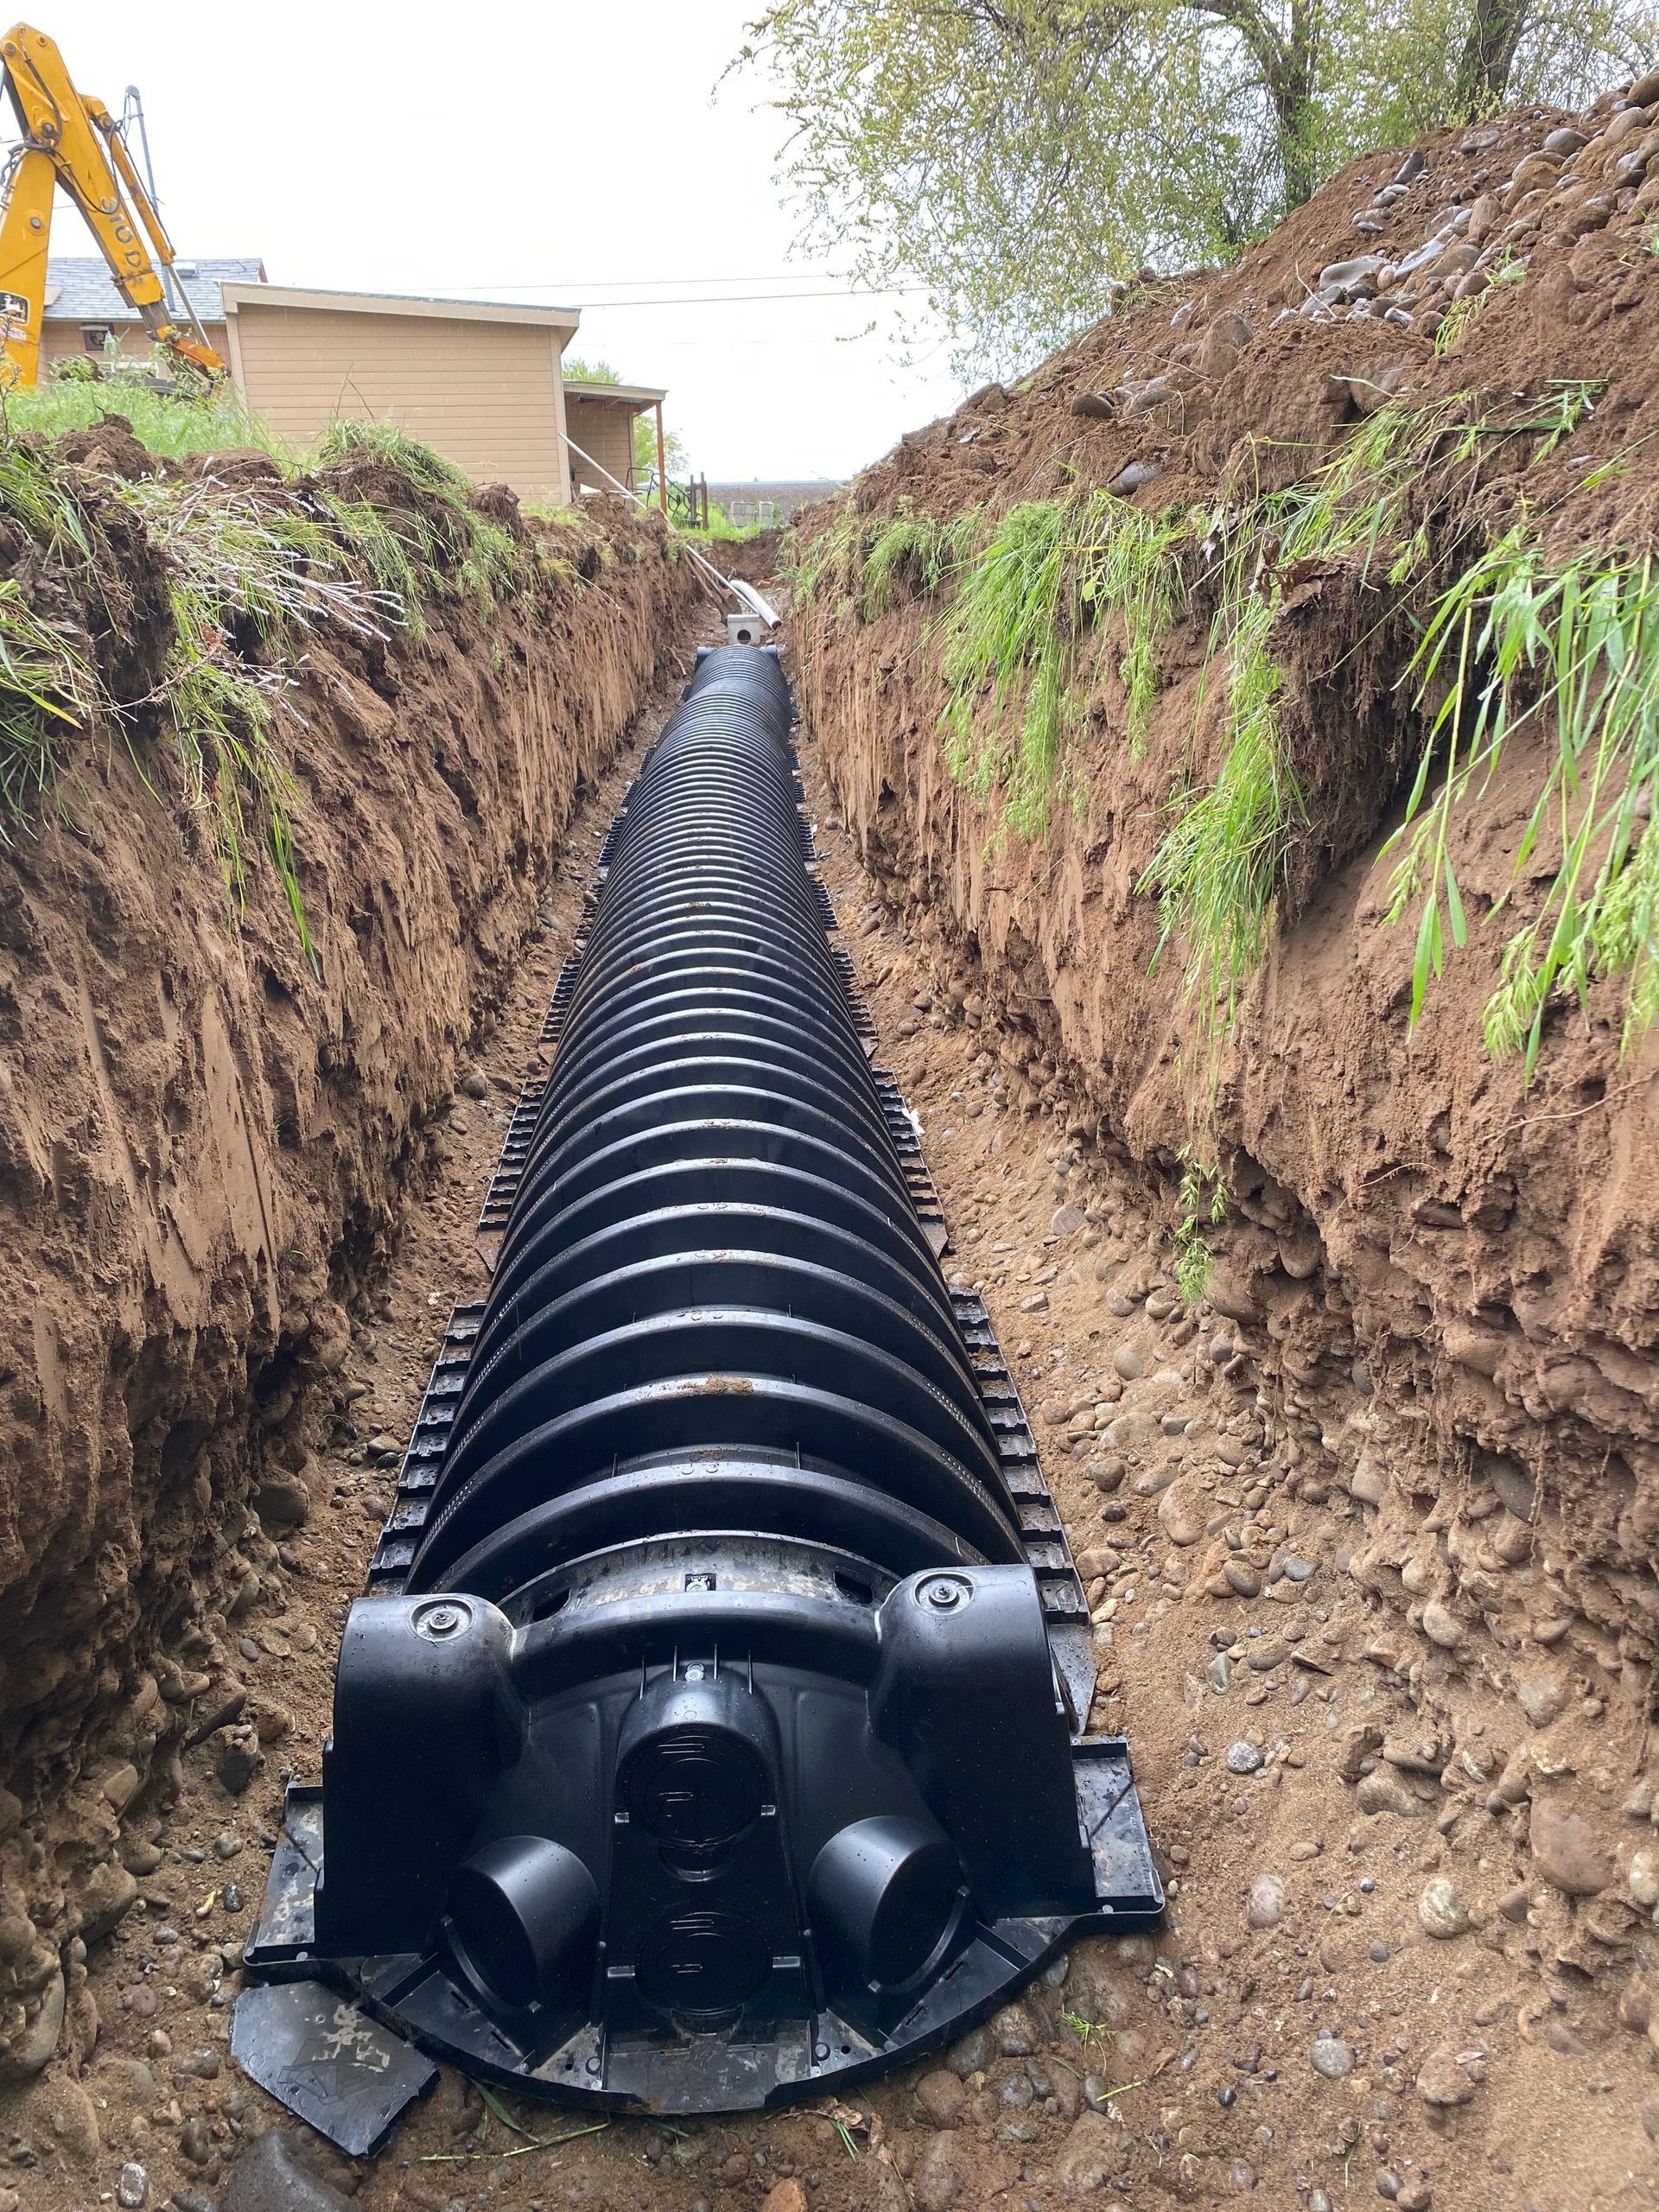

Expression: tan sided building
xmin=42 ymin=260 xmax=669 ymax=511
xmin=221 ymin=283 xmax=580 ymax=505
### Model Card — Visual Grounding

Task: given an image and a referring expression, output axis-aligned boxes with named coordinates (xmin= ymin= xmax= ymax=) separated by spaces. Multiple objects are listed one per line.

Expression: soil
xmin=785 ymin=89 xmax=1659 ymax=2198
xmin=0 ymin=452 xmax=696 ymax=2098
xmin=777 ymin=68 xmax=1659 ymax=2212
xmin=11 ymin=626 xmax=1655 ymax=2212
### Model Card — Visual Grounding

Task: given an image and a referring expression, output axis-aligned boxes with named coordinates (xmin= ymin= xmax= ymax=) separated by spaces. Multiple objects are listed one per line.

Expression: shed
xmin=220 ymin=283 xmax=582 ymax=507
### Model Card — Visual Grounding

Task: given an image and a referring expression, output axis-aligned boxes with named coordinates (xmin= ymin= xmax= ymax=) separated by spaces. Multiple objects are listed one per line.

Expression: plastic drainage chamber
xmin=245 ymin=645 xmax=1160 ymax=2116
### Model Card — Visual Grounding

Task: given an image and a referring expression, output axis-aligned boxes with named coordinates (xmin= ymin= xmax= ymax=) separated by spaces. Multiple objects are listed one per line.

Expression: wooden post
xmin=654 ymin=403 xmax=668 ymax=517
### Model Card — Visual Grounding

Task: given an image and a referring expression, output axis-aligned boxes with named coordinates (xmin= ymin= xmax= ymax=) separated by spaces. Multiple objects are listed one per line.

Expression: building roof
xmin=565 ymin=378 xmax=667 ymax=410
xmin=219 ymin=281 xmax=580 ymax=331
xmin=43 ymin=256 xmax=265 ymax=322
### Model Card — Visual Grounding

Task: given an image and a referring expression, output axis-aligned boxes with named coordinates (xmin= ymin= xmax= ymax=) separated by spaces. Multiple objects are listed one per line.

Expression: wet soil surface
xmin=24 ymin=634 xmax=1658 ymax=2212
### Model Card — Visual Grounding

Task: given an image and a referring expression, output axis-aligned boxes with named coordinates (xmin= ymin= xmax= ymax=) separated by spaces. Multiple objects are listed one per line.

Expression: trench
xmin=6 ymin=578 xmax=1641 ymax=2212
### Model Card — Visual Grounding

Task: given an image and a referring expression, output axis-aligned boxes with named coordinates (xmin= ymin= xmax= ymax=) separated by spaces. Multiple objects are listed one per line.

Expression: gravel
xmin=1247 ymin=1873 xmax=1286 ymax=1929
xmin=1417 ymin=1877 xmax=1471 ymax=1939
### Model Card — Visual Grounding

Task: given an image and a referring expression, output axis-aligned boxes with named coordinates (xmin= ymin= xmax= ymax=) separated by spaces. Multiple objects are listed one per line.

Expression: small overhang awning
xmin=563 ymin=378 xmax=667 ymax=410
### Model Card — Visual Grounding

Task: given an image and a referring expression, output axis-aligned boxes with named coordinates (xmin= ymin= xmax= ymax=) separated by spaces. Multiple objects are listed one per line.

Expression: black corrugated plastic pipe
xmin=245 ymin=645 xmax=1160 ymax=2116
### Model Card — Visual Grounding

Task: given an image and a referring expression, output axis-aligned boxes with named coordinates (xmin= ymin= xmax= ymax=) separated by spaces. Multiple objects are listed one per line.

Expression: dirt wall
xmin=791 ymin=80 xmax=1659 ymax=2001
xmin=0 ymin=462 xmax=696 ymax=2080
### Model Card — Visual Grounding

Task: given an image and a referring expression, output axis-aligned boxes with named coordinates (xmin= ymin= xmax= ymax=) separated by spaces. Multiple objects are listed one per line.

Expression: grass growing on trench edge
xmin=805 ymin=379 xmax=1651 ymax=1074
xmin=861 ymin=500 xmax=981 ymax=618
xmin=938 ymin=490 xmax=1192 ymax=833
xmin=1141 ymin=380 xmax=1630 ymax=1068
xmin=0 ymin=359 xmax=286 ymax=461
xmin=0 ymin=407 xmax=603 ymax=960
xmin=1385 ymin=531 xmax=1659 ymax=1070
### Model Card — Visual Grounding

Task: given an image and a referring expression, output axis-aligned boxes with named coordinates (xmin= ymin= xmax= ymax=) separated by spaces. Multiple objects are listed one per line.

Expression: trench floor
xmin=45 ymin=620 xmax=1656 ymax=2212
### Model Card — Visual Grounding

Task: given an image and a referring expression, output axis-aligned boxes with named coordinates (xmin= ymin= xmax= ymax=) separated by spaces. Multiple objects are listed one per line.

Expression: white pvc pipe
xmin=560 ymin=430 xmax=780 ymax=627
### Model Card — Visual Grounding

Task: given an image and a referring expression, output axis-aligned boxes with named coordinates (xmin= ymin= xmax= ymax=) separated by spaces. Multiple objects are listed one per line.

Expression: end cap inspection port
xmin=413 ymin=1599 xmax=474 ymax=1642
xmin=916 ymin=1573 xmax=973 ymax=1614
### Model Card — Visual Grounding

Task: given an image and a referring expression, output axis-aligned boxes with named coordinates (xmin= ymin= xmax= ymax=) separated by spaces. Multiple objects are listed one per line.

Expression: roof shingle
xmin=43 ymin=257 xmax=265 ymax=323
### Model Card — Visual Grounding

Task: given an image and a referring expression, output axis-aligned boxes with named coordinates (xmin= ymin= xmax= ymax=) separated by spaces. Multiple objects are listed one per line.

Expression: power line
xmin=450 ymin=270 xmax=863 ymax=291
xmin=570 ymin=286 xmax=926 ymax=308
xmin=438 ymin=280 xmax=929 ymax=308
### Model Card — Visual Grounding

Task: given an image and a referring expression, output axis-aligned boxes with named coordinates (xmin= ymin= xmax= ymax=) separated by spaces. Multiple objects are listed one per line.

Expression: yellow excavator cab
xmin=0 ymin=22 xmax=225 ymax=387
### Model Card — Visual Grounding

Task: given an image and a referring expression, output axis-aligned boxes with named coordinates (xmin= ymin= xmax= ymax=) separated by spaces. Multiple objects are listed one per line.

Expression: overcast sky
xmin=29 ymin=0 xmax=969 ymax=482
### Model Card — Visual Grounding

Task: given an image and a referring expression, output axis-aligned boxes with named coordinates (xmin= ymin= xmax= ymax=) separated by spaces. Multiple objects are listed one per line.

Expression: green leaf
xmin=1411 ymin=895 xmax=1441 ymax=1024
xmin=1443 ymin=862 xmax=1467 ymax=948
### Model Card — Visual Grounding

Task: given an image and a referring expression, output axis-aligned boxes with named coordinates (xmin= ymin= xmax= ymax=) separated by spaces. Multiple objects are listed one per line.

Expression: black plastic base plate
xmin=243 ymin=1751 xmax=1160 ymax=2120
xmin=230 ymin=1976 xmax=438 ymax=2156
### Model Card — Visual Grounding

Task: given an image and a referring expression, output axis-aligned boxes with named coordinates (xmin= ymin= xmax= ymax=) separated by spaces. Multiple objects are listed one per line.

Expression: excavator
xmin=0 ymin=20 xmax=222 ymax=387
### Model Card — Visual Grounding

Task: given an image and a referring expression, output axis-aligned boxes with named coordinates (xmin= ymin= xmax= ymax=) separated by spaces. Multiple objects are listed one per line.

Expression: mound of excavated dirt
xmin=0 ymin=445 xmax=696 ymax=2088
xmin=788 ymin=69 xmax=1659 ymax=2202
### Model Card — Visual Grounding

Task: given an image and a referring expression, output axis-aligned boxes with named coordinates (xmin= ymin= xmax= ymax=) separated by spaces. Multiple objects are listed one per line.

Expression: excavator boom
xmin=0 ymin=22 xmax=224 ymax=385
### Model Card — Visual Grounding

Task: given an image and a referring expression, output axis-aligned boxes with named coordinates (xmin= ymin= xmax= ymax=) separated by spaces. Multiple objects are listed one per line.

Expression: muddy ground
xmin=8 ymin=605 xmax=1649 ymax=2212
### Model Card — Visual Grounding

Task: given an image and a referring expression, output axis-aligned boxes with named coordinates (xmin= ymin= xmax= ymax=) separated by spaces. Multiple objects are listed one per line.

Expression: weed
xmin=940 ymin=494 xmax=1077 ymax=827
xmin=788 ymin=505 xmax=868 ymax=601
xmin=318 ymin=416 xmax=474 ymax=504
xmin=680 ymin=505 xmax=765 ymax=543
xmin=113 ymin=476 xmax=396 ymax=959
xmin=1144 ymin=386 xmax=1605 ymax=1036
xmin=316 ymin=418 xmax=526 ymax=609
xmin=316 ymin=492 xmax=429 ymax=643
xmin=160 ymin=630 xmax=314 ymax=963
xmin=1433 ymin=250 xmax=1524 ymax=356
xmin=1061 ymin=2008 xmax=1107 ymax=2050
xmin=0 ymin=436 xmax=97 ymax=563
xmin=0 ymin=581 xmax=99 ymax=817
xmin=1082 ymin=504 xmax=1191 ymax=758
xmin=935 ymin=486 xmax=1194 ymax=829
xmin=1144 ymin=531 xmax=1304 ymax=1029
xmin=1173 ymin=1153 xmax=1227 ymax=1303
xmin=861 ymin=500 xmax=978 ymax=616
xmin=1385 ymin=536 xmax=1659 ymax=1067
xmin=122 ymin=478 xmax=394 ymax=647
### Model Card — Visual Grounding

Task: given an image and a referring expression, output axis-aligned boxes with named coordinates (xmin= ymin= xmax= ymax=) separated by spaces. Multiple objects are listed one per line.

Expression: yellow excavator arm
xmin=0 ymin=21 xmax=225 ymax=386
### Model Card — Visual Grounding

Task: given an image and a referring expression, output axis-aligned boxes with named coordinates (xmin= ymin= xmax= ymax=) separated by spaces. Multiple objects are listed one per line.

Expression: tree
xmin=735 ymin=0 xmax=1655 ymax=376
xmin=634 ymin=410 xmax=687 ymax=487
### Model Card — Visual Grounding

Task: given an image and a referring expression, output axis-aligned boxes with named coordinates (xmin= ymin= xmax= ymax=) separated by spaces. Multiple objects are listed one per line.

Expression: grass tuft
xmin=0 ymin=393 xmax=626 ymax=969
xmin=1144 ymin=384 xmax=1605 ymax=1039
xmin=1174 ymin=1153 xmax=1227 ymax=1305
xmin=0 ymin=368 xmax=286 ymax=462
xmin=937 ymin=488 xmax=1192 ymax=831
xmin=0 ymin=581 xmax=100 ymax=817
xmin=861 ymin=500 xmax=979 ymax=616
xmin=1385 ymin=537 xmax=1659 ymax=1068
xmin=111 ymin=476 xmax=398 ymax=961
xmin=316 ymin=418 xmax=524 ymax=611
xmin=940 ymin=495 xmax=1079 ymax=830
